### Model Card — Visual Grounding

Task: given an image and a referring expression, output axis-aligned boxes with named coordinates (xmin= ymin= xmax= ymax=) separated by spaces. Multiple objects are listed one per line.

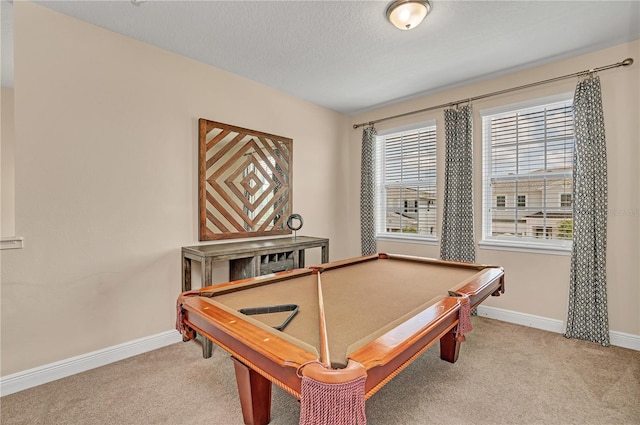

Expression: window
xmin=517 ymin=195 xmax=526 ymax=208
xmin=482 ymin=95 xmax=574 ymax=250
xmin=404 ymin=200 xmax=418 ymax=213
xmin=534 ymin=227 xmax=552 ymax=237
xmin=376 ymin=122 xmax=437 ymax=239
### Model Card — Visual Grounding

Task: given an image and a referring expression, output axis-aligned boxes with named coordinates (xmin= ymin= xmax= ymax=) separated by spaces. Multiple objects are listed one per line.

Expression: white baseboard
xmin=609 ymin=330 xmax=640 ymax=351
xmin=0 ymin=330 xmax=183 ymax=397
xmin=476 ymin=305 xmax=640 ymax=351
xmin=476 ymin=305 xmax=565 ymax=333
xmin=2 ymin=309 xmax=638 ymax=397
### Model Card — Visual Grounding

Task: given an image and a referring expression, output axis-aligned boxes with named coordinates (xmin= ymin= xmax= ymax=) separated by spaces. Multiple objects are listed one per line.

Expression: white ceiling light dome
xmin=386 ymin=0 xmax=432 ymax=30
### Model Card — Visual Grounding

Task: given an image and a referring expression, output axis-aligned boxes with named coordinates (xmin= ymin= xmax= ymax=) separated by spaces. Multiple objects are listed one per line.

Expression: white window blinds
xmin=376 ymin=124 xmax=437 ymax=239
xmin=482 ymin=97 xmax=574 ymax=247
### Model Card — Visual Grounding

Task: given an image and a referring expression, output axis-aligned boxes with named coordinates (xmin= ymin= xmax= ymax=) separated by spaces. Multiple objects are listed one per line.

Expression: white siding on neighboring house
xmin=384 ymin=186 xmax=437 ymax=235
xmin=490 ymin=167 xmax=572 ymax=239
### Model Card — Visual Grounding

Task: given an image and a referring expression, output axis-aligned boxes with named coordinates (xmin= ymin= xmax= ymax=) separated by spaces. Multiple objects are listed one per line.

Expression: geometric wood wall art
xmin=199 ymin=118 xmax=293 ymax=241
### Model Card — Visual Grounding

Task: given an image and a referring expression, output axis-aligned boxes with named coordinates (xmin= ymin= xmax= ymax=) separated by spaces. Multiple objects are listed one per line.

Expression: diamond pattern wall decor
xmin=199 ymin=119 xmax=293 ymax=241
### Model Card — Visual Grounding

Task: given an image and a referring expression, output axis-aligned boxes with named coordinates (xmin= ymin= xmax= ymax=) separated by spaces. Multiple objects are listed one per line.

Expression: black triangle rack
xmin=238 ymin=304 xmax=300 ymax=331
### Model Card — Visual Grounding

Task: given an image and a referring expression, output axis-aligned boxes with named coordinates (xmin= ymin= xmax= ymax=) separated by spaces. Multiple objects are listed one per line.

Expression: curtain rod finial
xmin=622 ymin=58 xmax=634 ymax=67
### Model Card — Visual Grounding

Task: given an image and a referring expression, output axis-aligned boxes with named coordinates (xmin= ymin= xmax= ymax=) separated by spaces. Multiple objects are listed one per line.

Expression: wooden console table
xmin=182 ymin=236 xmax=329 ymax=291
xmin=181 ymin=236 xmax=329 ymax=358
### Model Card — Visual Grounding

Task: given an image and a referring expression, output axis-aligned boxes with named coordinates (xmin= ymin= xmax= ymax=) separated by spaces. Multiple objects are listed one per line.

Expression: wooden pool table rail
xmin=178 ymin=254 xmax=505 ymax=425
xmin=182 ymin=293 xmax=466 ymax=425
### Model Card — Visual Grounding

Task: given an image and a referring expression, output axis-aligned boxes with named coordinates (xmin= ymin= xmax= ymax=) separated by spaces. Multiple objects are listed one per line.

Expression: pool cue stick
xmin=316 ymin=272 xmax=331 ymax=368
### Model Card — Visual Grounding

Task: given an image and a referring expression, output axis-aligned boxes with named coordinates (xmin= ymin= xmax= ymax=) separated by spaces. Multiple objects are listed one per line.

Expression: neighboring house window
xmin=404 ymin=200 xmax=418 ymax=213
xmin=481 ymin=95 xmax=574 ymax=249
xmin=376 ymin=122 xmax=437 ymax=239
xmin=517 ymin=195 xmax=526 ymax=208
xmin=534 ymin=227 xmax=552 ymax=237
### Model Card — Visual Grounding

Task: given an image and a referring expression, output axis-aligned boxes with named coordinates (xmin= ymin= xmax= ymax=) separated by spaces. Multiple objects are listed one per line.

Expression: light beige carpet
xmin=1 ymin=318 xmax=639 ymax=424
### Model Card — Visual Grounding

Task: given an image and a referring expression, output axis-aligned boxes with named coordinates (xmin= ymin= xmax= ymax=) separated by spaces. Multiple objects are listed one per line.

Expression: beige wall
xmin=1 ymin=87 xmax=16 ymax=237
xmin=350 ymin=40 xmax=640 ymax=336
xmin=0 ymin=2 xmax=350 ymax=375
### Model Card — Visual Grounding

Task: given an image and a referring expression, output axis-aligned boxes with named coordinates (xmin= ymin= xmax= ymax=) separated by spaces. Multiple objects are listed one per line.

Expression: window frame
xmin=404 ymin=199 xmax=418 ymax=214
xmin=517 ymin=194 xmax=527 ymax=208
xmin=560 ymin=193 xmax=572 ymax=208
xmin=480 ymin=93 xmax=574 ymax=255
xmin=375 ymin=121 xmax=438 ymax=243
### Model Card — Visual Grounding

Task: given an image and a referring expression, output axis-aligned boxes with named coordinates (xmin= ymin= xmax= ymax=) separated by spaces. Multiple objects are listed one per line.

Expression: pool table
xmin=177 ymin=253 xmax=504 ymax=425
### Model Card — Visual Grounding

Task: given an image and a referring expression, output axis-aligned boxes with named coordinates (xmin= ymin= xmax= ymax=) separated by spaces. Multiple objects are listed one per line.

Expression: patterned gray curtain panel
xmin=565 ymin=75 xmax=610 ymax=346
xmin=361 ymin=127 xmax=377 ymax=255
xmin=440 ymin=105 xmax=475 ymax=263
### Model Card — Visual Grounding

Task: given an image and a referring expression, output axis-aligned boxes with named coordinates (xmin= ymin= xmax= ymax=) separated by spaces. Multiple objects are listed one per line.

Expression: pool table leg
xmin=232 ymin=357 xmax=272 ymax=425
xmin=200 ymin=335 xmax=213 ymax=358
xmin=439 ymin=329 xmax=461 ymax=363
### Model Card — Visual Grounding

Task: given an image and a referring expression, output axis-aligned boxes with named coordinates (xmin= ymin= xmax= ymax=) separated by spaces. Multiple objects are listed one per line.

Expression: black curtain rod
xmin=353 ymin=57 xmax=634 ymax=129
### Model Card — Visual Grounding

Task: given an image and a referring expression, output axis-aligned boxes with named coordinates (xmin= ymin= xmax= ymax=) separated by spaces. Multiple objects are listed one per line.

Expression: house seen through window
xmin=517 ymin=195 xmax=527 ymax=208
xmin=482 ymin=95 xmax=574 ymax=247
xmin=375 ymin=122 xmax=437 ymax=239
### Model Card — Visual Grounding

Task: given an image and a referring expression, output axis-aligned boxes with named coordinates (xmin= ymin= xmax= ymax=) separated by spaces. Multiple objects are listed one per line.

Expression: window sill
xmin=376 ymin=235 xmax=439 ymax=245
xmin=1 ymin=236 xmax=24 ymax=250
xmin=478 ymin=239 xmax=571 ymax=256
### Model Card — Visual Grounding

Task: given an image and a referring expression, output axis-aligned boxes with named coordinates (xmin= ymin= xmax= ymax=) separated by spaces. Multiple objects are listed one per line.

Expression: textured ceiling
xmin=3 ymin=1 xmax=640 ymax=114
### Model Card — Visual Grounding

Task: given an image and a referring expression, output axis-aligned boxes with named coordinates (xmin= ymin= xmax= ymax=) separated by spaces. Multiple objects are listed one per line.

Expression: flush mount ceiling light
xmin=386 ymin=0 xmax=432 ymax=30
